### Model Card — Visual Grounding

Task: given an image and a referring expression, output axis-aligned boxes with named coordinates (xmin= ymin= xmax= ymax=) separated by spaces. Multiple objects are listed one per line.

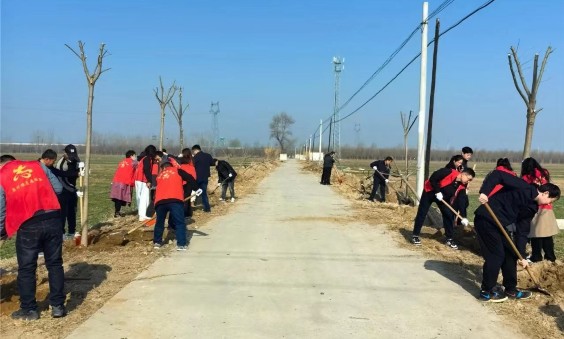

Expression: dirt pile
xmin=0 ymin=160 xmax=277 ymax=338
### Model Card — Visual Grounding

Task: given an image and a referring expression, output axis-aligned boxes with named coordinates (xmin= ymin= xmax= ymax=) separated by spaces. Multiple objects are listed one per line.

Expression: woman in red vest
xmin=0 ymin=158 xmax=67 ymax=320
xmin=168 ymin=148 xmax=197 ymax=219
xmin=110 ymin=150 xmax=137 ymax=217
xmin=153 ymin=161 xmax=197 ymax=250
xmin=411 ymin=167 xmax=475 ymax=248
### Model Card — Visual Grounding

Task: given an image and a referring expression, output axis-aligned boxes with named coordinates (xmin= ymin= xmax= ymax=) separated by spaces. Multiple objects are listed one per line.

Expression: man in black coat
xmin=320 ymin=151 xmax=335 ymax=185
xmin=368 ymin=156 xmax=393 ymax=202
xmin=53 ymin=144 xmax=81 ymax=238
xmin=214 ymin=159 xmax=237 ymax=202
xmin=191 ymin=145 xmax=215 ymax=212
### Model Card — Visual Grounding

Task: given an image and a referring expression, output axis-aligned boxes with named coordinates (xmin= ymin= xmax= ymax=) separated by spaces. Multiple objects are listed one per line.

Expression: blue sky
xmin=1 ymin=0 xmax=563 ymax=151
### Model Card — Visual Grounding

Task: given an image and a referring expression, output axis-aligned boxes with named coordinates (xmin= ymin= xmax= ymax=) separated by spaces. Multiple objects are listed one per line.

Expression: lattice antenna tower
xmin=332 ymin=56 xmax=344 ymax=156
xmin=210 ymin=101 xmax=220 ymax=149
xmin=354 ymin=123 xmax=361 ymax=146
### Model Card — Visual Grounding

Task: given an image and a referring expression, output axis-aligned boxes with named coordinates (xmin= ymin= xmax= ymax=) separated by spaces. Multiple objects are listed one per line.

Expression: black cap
xmin=64 ymin=144 xmax=80 ymax=162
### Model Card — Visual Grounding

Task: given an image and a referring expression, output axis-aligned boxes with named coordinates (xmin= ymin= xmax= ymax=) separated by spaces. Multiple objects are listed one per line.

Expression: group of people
xmin=108 ymin=144 xmax=238 ymax=249
xmin=0 ymin=143 xmax=238 ymax=321
xmin=319 ymin=146 xmax=561 ymax=303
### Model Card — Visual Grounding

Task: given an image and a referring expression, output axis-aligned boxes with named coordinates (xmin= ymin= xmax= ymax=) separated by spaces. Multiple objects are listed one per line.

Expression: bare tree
xmin=65 ymin=41 xmax=110 ymax=246
xmin=154 ymin=77 xmax=177 ymax=150
xmin=508 ymin=46 xmax=553 ymax=159
xmin=400 ymin=110 xmax=417 ymax=181
xmin=168 ymin=86 xmax=188 ymax=150
xmin=269 ymin=112 xmax=295 ymax=152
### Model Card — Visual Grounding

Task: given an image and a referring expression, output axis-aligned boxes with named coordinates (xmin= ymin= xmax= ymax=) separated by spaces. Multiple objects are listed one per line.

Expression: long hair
xmin=496 ymin=158 xmax=513 ymax=171
xmin=445 ymin=155 xmax=464 ymax=169
xmin=521 ymin=157 xmax=550 ymax=182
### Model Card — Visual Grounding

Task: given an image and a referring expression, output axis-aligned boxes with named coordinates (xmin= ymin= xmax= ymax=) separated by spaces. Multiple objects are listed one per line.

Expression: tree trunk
xmin=159 ymin=105 xmax=165 ymax=150
xmin=522 ymin=106 xmax=536 ymax=159
xmin=179 ymin=121 xmax=184 ymax=150
xmin=81 ymin=84 xmax=94 ymax=246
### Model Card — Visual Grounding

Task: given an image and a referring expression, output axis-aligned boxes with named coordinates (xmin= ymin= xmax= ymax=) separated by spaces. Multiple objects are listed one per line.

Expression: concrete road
xmin=68 ymin=160 xmax=522 ymax=339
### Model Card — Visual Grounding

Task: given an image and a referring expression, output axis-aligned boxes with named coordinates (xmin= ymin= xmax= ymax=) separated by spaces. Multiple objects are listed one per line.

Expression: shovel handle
xmin=440 ymin=200 xmax=465 ymax=221
xmin=483 ymin=203 xmax=542 ymax=286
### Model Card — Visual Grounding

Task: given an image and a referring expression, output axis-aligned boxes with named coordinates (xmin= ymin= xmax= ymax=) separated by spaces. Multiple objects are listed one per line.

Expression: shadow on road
xmin=424 ymin=259 xmax=481 ymax=297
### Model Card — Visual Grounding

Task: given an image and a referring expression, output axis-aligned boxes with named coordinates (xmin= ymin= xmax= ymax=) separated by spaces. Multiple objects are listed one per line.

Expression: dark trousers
xmin=412 ymin=191 xmax=455 ymax=239
xmin=154 ymin=202 xmax=188 ymax=246
xmin=183 ymin=185 xmax=193 ymax=218
xmin=474 ymin=216 xmax=518 ymax=292
xmin=514 ymin=217 xmax=532 ymax=258
xmin=16 ymin=213 xmax=65 ymax=311
xmin=113 ymin=199 xmax=126 ymax=214
xmin=530 ymin=237 xmax=556 ymax=262
xmin=221 ymin=180 xmax=235 ymax=200
xmin=369 ymin=176 xmax=386 ymax=202
xmin=197 ymin=180 xmax=210 ymax=212
xmin=321 ymin=167 xmax=332 ymax=184
xmin=58 ymin=190 xmax=77 ymax=234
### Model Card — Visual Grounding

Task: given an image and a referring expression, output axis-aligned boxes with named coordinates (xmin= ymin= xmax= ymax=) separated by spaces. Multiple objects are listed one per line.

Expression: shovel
xmin=209 ymin=177 xmax=231 ymax=195
xmin=484 ymin=203 xmax=551 ymax=296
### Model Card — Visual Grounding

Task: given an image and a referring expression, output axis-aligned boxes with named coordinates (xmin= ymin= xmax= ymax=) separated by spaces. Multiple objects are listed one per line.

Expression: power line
xmin=335 ymin=0 xmax=496 ymax=124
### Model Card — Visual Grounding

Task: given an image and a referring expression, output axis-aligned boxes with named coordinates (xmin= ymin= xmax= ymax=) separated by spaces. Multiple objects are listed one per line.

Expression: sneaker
xmin=177 ymin=246 xmax=187 ymax=251
xmin=445 ymin=239 xmax=458 ymax=250
xmin=51 ymin=304 xmax=67 ymax=318
xmin=479 ymin=290 xmax=508 ymax=303
xmin=411 ymin=236 xmax=421 ymax=245
xmin=11 ymin=308 xmax=40 ymax=321
xmin=38 ymin=252 xmax=44 ymax=258
xmin=231 ymin=198 xmax=235 ymax=203
xmin=219 ymin=198 xmax=225 ymax=201
xmin=153 ymin=243 xmax=162 ymax=249
xmin=505 ymin=289 xmax=532 ymax=300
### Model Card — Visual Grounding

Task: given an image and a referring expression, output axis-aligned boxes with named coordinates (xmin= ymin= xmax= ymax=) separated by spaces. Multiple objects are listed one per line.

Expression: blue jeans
xmin=16 ymin=212 xmax=65 ymax=310
xmin=154 ymin=202 xmax=187 ymax=246
xmin=197 ymin=180 xmax=210 ymax=212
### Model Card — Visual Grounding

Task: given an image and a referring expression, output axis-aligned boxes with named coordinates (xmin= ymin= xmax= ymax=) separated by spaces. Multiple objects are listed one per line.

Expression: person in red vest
xmin=0 ymin=157 xmax=67 ymax=320
xmin=411 ymin=167 xmax=475 ymax=248
xmin=153 ymin=161 xmax=197 ymax=250
xmin=110 ymin=150 xmax=137 ymax=217
xmin=134 ymin=145 xmax=162 ymax=221
xmin=168 ymin=148 xmax=197 ymax=219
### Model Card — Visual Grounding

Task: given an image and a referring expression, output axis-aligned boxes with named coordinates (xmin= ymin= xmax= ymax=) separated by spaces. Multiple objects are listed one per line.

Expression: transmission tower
xmin=210 ymin=101 xmax=220 ymax=151
xmin=332 ymin=56 xmax=344 ymax=156
xmin=354 ymin=123 xmax=361 ymax=146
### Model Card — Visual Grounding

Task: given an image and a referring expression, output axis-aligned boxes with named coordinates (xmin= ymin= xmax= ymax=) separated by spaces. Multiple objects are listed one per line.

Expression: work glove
xmin=76 ymin=191 xmax=84 ymax=198
xmin=435 ymin=192 xmax=443 ymax=201
xmin=461 ymin=218 xmax=469 ymax=227
xmin=195 ymin=188 xmax=203 ymax=196
xmin=217 ymin=182 xmax=221 ymax=187
xmin=78 ymin=161 xmax=85 ymax=169
xmin=229 ymin=173 xmax=233 ymax=177
xmin=385 ymin=179 xmax=389 ymax=184
xmin=372 ymin=166 xmax=377 ymax=170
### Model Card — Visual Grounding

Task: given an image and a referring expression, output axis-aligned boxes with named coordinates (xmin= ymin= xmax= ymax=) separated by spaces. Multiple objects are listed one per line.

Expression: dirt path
xmin=65 ymin=160 xmax=523 ymax=338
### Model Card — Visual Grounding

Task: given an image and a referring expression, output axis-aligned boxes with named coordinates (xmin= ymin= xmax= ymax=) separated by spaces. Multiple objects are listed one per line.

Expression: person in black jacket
xmin=411 ymin=167 xmax=475 ymax=249
xmin=54 ymin=144 xmax=81 ymax=239
xmin=191 ymin=145 xmax=215 ymax=212
xmin=368 ymin=156 xmax=393 ymax=202
xmin=460 ymin=146 xmax=473 ymax=171
xmin=214 ymin=159 xmax=237 ymax=202
xmin=320 ymin=151 xmax=335 ymax=185
xmin=474 ymin=172 xmax=560 ymax=302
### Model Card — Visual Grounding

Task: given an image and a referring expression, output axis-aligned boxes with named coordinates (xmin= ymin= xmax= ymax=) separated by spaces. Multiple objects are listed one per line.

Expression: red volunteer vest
xmin=0 ymin=160 xmax=60 ymax=237
xmin=134 ymin=156 xmax=148 ymax=182
xmin=423 ymin=169 xmax=459 ymax=193
xmin=169 ymin=158 xmax=197 ymax=182
xmin=154 ymin=167 xmax=184 ymax=205
xmin=112 ymin=158 xmax=136 ymax=186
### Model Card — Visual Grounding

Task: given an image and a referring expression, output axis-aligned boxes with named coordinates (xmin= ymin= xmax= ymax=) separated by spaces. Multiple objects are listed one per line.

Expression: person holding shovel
xmin=321 ymin=151 xmax=335 ymax=185
xmin=192 ymin=144 xmax=215 ymax=213
xmin=410 ymin=167 xmax=475 ymax=248
xmin=368 ymin=156 xmax=393 ymax=202
xmin=152 ymin=161 xmax=197 ymax=250
xmin=214 ymin=158 xmax=237 ymax=202
xmin=475 ymin=174 xmax=560 ymax=302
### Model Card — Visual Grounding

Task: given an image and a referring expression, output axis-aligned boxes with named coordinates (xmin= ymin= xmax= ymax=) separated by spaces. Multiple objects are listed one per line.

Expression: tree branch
xmin=533 ymin=46 xmax=553 ymax=94
xmin=510 ymin=46 xmax=531 ymax=97
xmin=508 ymin=53 xmax=529 ymax=105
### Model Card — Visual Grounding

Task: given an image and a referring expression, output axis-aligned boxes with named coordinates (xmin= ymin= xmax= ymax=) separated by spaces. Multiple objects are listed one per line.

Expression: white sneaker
xmin=230 ymin=198 xmax=235 ymax=203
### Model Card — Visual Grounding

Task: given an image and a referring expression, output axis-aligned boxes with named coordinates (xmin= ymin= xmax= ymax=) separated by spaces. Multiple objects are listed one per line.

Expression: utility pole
xmin=319 ymin=119 xmax=323 ymax=162
xmin=309 ymin=135 xmax=313 ymax=160
xmin=210 ymin=101 xmax=220 ymax=153
xmin=415 ymin=2 xmax=428 ymax=202
xmin=327 ymin=116 xmax=333 ymax=153
xmin=332 ymin=56 xmax=344 ymax=156
xmin=425 ymin=18 xmax=440 ymax=180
